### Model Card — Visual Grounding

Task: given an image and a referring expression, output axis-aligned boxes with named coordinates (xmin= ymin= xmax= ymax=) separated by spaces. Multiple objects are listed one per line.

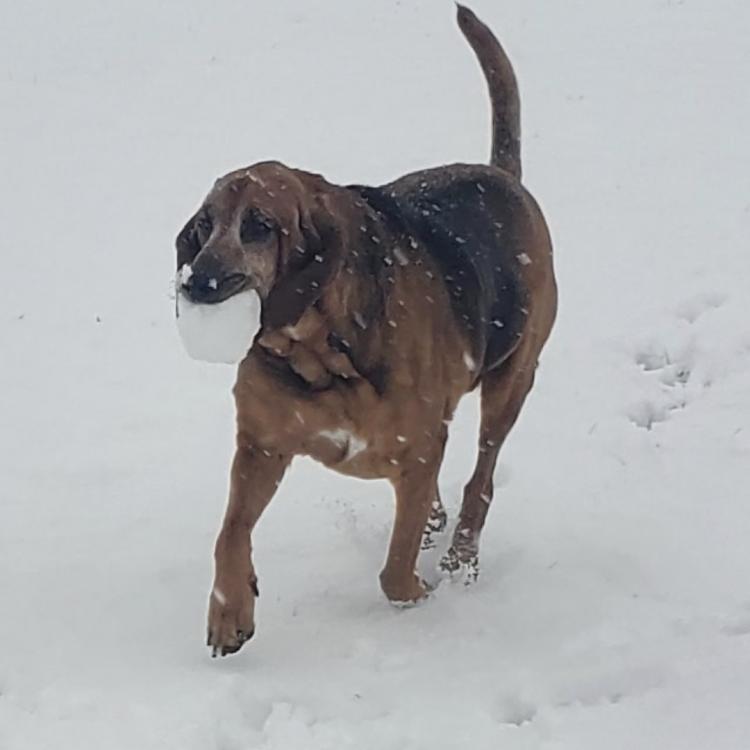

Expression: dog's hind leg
xmin=440 ymin=340 xmax=538 ymax=584
xmin=421 ymin=488 xmax=448 ymax=551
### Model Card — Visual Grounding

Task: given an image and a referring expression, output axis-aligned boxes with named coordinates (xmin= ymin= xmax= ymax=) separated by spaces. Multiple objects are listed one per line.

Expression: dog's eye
xmin=241 ymin=212 xmax=275 ymax=244
xmin=196 ymin=216 xmax=213 ymax=241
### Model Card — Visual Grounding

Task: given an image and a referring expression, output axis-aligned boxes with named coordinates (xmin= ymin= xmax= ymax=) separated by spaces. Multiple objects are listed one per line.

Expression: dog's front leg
xmin=207 ymin=444 xmax=290 ymax=657
xmin=380 ymin=460 xmax=440 ymax=604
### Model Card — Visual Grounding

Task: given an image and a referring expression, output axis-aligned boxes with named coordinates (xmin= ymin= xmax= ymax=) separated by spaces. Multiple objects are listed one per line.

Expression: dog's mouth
xmin=203 ymin=273 xmax=250 ymax=305
xmin=177 ymin=265 xmax=252 ymax=305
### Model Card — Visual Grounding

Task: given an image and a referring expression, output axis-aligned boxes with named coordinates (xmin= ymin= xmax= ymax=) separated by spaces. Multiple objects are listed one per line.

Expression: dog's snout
xmin=182 ymin=270 xmax=217 ymax=302
xmin=182 ymin=270 xmax=248 ymax=304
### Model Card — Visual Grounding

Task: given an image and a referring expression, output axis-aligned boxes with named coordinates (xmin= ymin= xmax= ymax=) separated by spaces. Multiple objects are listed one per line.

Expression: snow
xmin=2 ymin=1 xmax=750 ymax=749
xmin=517 ymin=252 xmax=532 ymax=266
xmin=176 ymin=285 xmax=261 ymax=364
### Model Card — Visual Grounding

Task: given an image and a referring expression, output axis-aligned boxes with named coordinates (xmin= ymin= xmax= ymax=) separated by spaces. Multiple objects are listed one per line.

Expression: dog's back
xmin=352 ymin=170 xmax=529 ymax=376
xmin=348 ymin=6 xmax=552 ymax=376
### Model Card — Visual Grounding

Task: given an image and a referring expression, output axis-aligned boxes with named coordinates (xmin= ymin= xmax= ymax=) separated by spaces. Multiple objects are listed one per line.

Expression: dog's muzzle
xmin=181 ymin=269 xmax=249 ymax=305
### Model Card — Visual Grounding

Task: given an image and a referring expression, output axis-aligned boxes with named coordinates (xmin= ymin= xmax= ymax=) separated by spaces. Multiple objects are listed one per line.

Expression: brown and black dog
xmin=176 ymin=5 xmax=557 ymax=656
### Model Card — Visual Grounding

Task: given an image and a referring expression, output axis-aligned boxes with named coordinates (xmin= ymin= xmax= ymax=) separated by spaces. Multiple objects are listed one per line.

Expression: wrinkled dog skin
xmin=176 ymin=5 xmax=557 ymax=657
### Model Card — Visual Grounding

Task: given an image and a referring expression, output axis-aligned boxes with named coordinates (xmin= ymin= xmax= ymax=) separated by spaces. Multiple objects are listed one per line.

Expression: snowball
xmin=176 ymin=287 xmax=261 ymax=364
xmin=178 ymin=265 xmax=193 ymax=286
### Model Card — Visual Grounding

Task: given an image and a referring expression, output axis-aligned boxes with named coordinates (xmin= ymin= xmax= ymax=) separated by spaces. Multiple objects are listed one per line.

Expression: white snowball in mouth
xmin=176 ymin=284 xmax=262 ymax=365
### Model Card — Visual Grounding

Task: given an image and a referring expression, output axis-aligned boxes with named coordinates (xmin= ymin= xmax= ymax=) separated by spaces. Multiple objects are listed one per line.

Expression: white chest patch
xmin=318 ymin=429 xmax=368 ymax=461
xmin=176 ymin=270 xmax=262 ymax=364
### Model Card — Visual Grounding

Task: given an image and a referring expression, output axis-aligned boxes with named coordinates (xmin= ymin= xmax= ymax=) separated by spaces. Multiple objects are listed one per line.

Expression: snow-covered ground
xmin=2 ymin=1 xmax=750 ymax=747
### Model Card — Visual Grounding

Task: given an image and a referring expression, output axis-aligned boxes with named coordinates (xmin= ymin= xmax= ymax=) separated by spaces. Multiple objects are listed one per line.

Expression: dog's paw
xmin=380 ymin=571 xmax=429 ymax=605
xmin=206 ymin=584 xmax=256 ymax=657
xmin=439 ymin=545 xmax=480 ymax=586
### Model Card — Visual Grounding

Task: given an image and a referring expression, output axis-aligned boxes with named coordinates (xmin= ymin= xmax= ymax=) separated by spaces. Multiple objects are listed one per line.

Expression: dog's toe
xmin=206 ymin=591 xmax=255 ymax=657
xmin=220 ymin=641 xmax=243 ymax=657
xmin=208 ymin=628 xmax=251 ymax=657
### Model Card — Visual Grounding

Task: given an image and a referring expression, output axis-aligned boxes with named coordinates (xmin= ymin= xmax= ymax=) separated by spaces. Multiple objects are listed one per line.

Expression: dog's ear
xmin=262 ymin=196 xmax=346 ymax=331
xmin=175 ymin=213 xmax=201 ymax=269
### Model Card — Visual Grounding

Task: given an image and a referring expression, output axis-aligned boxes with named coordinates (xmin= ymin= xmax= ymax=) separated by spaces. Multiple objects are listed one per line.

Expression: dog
xmin=176 ymin=5 xmax=557 ymax=656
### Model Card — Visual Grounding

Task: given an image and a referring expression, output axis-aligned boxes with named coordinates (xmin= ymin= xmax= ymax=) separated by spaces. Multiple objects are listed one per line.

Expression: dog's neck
xmin=255 ymin=186 xmax=407 ymax=392
xmin=255 ymin=304 xmax=360 ymax=390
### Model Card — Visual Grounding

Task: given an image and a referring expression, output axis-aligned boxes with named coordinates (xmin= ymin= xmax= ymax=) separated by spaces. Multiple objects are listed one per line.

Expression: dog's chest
xmin=303 ymin=413 xmax=441 ymax=480
xmin=234 ymin=353 xmax=457 ymax=481
xmin=306 ymin=426 xmax=378 ymax=476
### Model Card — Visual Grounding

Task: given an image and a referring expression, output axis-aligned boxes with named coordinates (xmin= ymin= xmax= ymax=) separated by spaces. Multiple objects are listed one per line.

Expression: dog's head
xmin=176 ymin=161 xmax=348 ymax=330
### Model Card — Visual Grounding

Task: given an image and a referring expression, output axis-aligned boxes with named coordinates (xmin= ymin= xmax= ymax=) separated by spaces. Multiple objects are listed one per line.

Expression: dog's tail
xmin=456 ymin=4 xmax=521 ymax=180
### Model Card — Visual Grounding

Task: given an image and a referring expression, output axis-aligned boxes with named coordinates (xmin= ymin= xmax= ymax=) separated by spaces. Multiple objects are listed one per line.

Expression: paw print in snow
xmin=674 ymin=291 xmax=728 ymax=324
xmin=627 ymin=291 xmax=730 ymax=430
xmin=627 ymin=344 xmax=692 ymax=430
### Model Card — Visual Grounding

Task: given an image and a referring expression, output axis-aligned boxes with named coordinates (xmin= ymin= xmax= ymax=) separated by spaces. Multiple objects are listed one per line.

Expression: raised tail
xmin=456 ymin=4 xmax=521 ymax=180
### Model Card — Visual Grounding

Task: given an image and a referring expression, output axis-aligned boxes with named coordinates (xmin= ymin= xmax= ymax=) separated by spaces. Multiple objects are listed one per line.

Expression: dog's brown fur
xmin=176 ymin=5 xmax=557 ymax=656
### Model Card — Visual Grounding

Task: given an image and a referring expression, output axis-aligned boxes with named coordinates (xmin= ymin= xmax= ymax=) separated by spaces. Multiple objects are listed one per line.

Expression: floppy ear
xmin=175 ymin=213 xmax=201 ymax=269
xmin=262 ymin=196 xmax=346 ymax=331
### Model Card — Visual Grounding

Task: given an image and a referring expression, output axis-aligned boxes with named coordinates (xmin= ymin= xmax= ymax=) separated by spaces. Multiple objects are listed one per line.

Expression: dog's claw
xmin=207 ymin=623 xmax=255 ymax=658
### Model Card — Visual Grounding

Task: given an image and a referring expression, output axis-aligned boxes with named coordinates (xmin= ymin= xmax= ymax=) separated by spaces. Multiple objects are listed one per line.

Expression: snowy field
xmin=2 ymin=1 xmax=750 ymax=747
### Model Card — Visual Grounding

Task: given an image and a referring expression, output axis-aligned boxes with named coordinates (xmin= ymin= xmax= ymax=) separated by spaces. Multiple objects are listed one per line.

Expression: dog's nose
xmin=182 ymin=271 xmax=247 ymax=304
